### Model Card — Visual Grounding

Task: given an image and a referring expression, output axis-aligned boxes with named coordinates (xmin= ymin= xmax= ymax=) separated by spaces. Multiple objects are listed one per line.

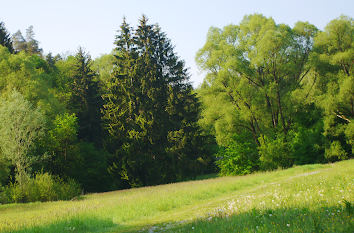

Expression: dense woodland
xmin=0 ymin=14 xmax=352 ymax=203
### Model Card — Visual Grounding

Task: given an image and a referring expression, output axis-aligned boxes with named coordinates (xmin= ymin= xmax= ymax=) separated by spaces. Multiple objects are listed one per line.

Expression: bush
xmin=288 ymin=125 xmax=325 ymax=165
xmin=325 ymin=140 xmax=349 ymax=161
xmin=216 ymin=134 xmax=259 ymax=175
xmin=258 ymin=134 xmax=293 ymax=170
xmin=0 ymin=173 xmax=81 ymax=204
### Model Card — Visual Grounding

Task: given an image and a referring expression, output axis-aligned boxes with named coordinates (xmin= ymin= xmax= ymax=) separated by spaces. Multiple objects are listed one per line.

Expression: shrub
xmin=59 ymin=178 xmax=81 ymax=200
xmin=325 ymin=140 xmax=349 ymax=161
xmin=258 ymin=134 xmax=293 ymax=170
xmin=288 ymin=125 xmax=325 ymax=165
xmin=0 ymin=173 xmax=81 ymax=204
xmin=216 ymin=134 xmax=259 ymax=175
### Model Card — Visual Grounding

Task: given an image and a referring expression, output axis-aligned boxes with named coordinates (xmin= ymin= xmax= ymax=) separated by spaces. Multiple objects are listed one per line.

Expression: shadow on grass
xmin=6 ymin=216 xmax=119 ymax=233
xmin=138 ymin=203 xmax=353 ymax=233
xmin=189 ymin=173 xmax=219 ymax=181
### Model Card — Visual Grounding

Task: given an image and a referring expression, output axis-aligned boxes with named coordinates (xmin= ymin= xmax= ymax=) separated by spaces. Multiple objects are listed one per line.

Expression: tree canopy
xmin=102 ymin=16 xmax=212 ymax=187
xmin=0 ymin=14 xmax=352 ymax=201
xmin=196 ymin=14 xmax=352 ymax=174
xmin=0 ymin=90 xmax=45 ymax=184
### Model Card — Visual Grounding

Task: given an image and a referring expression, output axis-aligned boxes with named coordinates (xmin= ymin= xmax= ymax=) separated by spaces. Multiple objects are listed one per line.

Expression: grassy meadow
xmin=0 ymin=159 xmax=353 ymax=233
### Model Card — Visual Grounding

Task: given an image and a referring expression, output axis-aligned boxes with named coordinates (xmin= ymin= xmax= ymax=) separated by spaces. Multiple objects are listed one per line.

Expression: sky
xmin=0 ymin=0 xmax=353 ymax=87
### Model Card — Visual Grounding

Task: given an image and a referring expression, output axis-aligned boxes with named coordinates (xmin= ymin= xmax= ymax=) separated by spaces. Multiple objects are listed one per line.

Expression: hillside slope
xmin=0 ymin=160 xmax=353 ymax=233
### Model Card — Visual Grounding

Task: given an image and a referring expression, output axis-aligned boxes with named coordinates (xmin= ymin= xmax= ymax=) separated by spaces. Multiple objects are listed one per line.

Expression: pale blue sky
xmin=1 ymin=0 xmax=353 ymax=86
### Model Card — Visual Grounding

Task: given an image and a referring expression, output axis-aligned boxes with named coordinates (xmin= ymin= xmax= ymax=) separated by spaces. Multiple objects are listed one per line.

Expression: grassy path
xmin=0 ymin=160 xmax=352 ymax=232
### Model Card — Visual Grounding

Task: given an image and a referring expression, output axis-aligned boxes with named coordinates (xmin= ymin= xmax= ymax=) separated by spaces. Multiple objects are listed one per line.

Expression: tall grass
xmin=0 ymin=160 xmax=352 ymax=233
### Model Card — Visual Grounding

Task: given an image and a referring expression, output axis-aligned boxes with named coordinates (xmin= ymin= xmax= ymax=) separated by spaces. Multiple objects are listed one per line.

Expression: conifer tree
xmin=12 ymin=26 xmax=42 ymax=55
xmin=0 ymin=21 xmax=14 ymax=53
xmin=12 ymin=30 xmax=27 ymax=52
xmin=103 ymin=16 xmax=210 ymax=187
xmin=25 ymin=26 xmax=42 ymax=55
xmin=70 ymin=48 xmax=103 ymax=146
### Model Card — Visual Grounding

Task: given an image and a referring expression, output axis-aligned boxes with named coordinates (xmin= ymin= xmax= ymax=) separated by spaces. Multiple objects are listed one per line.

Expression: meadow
xmin=0 ymin=159 xmax=353 ymax=233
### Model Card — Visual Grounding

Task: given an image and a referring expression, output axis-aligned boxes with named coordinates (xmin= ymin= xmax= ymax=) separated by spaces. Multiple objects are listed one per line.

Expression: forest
xmin=0 ymin=14 xmax=352 ymax=203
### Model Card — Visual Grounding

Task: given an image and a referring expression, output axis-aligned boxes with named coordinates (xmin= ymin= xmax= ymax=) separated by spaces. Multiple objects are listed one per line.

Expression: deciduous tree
xmin=0 ymin=90 xmax=45 ymax=184
xmin=311 ymin=15 xmax=353 ymax=160
xmin=196 ymin=14 xmax=319 ymax=171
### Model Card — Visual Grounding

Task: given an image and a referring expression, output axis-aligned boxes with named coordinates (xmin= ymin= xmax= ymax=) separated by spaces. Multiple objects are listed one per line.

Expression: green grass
xmin=0 ymin=160 xmax=353 ymax=233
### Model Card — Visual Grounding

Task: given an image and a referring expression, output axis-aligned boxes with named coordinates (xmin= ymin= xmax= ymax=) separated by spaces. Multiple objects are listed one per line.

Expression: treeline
xmin=196 ymin=14 xmax=353 ymax=175
xmin=0 ymin=14 xmax=352 ymax=203
xmin=0 ymin=17 xmax=216 ymax=202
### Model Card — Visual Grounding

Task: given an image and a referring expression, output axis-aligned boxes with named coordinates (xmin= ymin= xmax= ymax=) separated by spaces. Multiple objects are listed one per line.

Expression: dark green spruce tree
xmin=102 ymin=16 xmax=212 ymax=187
xmin=64 ymin=48 xmax=111 ymax=192
xmin=70 ymin=47 xmax=103 ymax=146
xmin=0 ymin=21 xmax=14 ymax=53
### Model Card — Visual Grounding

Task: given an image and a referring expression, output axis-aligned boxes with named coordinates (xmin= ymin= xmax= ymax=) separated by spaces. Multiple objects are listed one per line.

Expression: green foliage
xmin=258 ymin=124 xmax=325 ymax=170
xmin=50 ymin=113 xmax=78 ymax=145
xmin=73 ymin=142 xmax=112 ymax=192
xmin=0 ymin=90 xmax=45 ymax=184
xmin=313 ymin=15 xmax=353 ymax=75
xmin=12 ymin=26 xmax=42 ymax=55
xmin=44 ymin=113 xmax=80 ymax=177
xmin=47 ymin=113 xmax=78 ymax=159
xmin=216 ymin=134 xmax=259 ymax=175
xmin=288 ymin=126 xmax=324 ymax=165
xmin=258 ymin=134 xmax=293 ymax=170
xmin=41 ymin=114 xmax=110 ymax=192
xmin=0 ymin=21 xmax=14 ymax=53
xmin=25 ymin=26 xmax=43 ymax=55
xmin=196 ymin=13 xmax=322 ymax=173
xmin=0 ymin=157 xmax=10 ymax=186
xmin=325 ymin=140 xmax=348 ymax=161
xmin=196 ymin=14 xmax=318 ymax=144
xmin=103 ymin=16 xmax=213 ymax=187
xmin=0 ymin=172 xmax=81 ymax=204
xmin=92 ymin=53 xmax=115 ymax=85
xmin=1 ymin=13 xmax=353 ymax=198
xmin=69 ymin=48 xmax=103 ymax=146
xmin=12 ymin=30 xmax=27 ymax=53
xmin=310 ymin=15 xmax=353 ymax=161
xmin=345 ymin=122 xmax=354 ymax=154
xmin=0 ymin=45 xmax=65 ymax=118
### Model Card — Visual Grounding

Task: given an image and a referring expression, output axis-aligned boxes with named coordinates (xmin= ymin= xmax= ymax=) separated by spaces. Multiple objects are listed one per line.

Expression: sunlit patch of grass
xmin=0 ymin=160 xmax=352 ymax=233
xmin=162 ymin=205 xmax=353 ymax=233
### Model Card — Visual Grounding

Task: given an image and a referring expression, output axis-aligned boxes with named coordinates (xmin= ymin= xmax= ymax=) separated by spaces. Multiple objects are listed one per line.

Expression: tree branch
xmin=334 ymin=112 xmax=351 ymax=123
